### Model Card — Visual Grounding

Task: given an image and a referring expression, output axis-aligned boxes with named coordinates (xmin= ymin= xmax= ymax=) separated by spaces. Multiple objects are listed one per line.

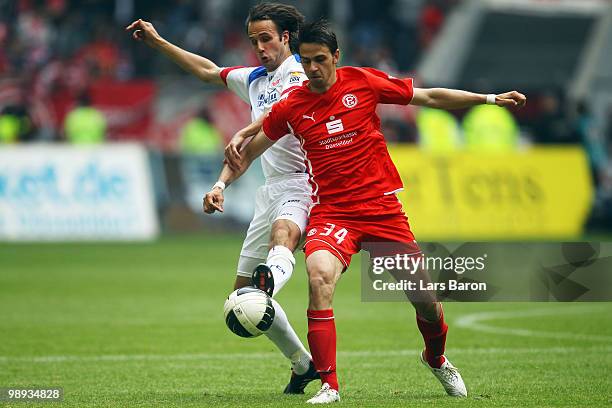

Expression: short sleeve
xmin=262 ymin=99 xmax=291 ymax=141
xmin=361 ymin=67 xmax=414 ymax=105
xmin=220 ymin=66 xmax=255 ymax=104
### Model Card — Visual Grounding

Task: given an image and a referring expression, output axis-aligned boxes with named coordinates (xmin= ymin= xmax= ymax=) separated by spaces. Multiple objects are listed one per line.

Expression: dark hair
xmin=245 ymin=2 xmax=305 ymax=53
xmin=297 ymin=19 xmax=338 ymax=54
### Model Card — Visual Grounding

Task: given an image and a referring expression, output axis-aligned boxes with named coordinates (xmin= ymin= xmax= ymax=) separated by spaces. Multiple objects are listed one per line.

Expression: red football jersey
xmin=262 ymin=66 xmax=414 ymax=205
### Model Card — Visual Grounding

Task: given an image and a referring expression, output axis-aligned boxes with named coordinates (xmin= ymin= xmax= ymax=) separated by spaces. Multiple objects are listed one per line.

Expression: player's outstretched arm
xmin=411 ymin=88 xmax=526 ymax=110
xmin=126 ymin=19 xmax=223 ymax=85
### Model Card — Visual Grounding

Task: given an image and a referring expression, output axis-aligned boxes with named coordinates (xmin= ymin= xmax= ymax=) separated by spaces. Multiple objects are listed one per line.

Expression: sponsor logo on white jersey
xmin=257 ymin=93 xmax=265 ymax=107
xmin=342 ymin=93 xmax=358 ymax=108
xmin=289 ymin=71 xmax=302 ymax=84
xmin=267 ymin=89 xmax=278 ymax=104
xmin=257 ymin=90 xmax=279 ymax=107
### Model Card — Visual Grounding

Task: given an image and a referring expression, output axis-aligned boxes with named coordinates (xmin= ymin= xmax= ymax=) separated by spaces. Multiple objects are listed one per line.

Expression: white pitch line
xmin=1 ymin=346 xmax=611 ymax=364
xmin=455 ymin=306 xmax=612 ymax=342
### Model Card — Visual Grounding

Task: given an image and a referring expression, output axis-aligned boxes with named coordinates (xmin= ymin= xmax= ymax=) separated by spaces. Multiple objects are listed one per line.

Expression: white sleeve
xmin=220 ymin=66 xmax=256 ymax=104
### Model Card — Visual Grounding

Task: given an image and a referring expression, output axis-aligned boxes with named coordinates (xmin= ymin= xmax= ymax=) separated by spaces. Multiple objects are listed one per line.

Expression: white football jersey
xmin=221 ymin=55 xmax=307 ymax=179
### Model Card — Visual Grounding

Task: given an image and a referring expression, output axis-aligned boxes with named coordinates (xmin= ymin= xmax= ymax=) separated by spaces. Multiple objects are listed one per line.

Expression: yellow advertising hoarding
xmin=388 ymin=146 xmax=593 ymax=239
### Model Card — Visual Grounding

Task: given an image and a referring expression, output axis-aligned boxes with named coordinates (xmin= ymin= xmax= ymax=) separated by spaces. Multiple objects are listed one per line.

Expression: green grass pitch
xmin=1 ymin=234 xmax=611 ymax=407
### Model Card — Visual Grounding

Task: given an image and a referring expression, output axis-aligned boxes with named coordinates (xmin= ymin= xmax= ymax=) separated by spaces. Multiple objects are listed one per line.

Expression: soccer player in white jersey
xmin=126 ymin=3 xmax=318 ymax=394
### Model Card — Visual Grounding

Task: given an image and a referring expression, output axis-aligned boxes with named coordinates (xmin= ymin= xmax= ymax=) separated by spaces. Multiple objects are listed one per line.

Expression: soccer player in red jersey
xmin=222 ymin=19 xmax=526 ymax=404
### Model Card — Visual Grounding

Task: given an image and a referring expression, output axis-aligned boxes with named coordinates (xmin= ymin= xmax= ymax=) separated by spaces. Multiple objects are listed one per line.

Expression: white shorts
xmin=236 ymin=173 xmax=312 ymax=278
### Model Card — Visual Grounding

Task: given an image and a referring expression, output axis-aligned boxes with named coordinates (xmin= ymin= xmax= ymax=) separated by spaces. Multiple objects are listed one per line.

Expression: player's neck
xmin=267 ymin=50 xmax=293 ymax=72
xmin=308 ymin=71 xmax=337 ymax=94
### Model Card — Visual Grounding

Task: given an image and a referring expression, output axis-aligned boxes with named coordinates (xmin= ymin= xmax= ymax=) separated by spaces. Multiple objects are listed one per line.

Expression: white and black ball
xmin=223 ymin=287 xmax=275 ymax=338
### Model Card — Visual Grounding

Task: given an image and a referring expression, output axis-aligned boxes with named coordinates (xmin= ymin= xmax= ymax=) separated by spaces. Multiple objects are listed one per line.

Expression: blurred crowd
xmin=1 ymin=1 xmax=611 ymax=191
xmin=0 ymin=0 xmax=457 ymax=145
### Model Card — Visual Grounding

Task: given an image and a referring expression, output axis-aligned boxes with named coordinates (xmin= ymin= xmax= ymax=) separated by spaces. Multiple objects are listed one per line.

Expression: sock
xmin=266 ymin=245 xmax=295 ymax=296
xmin=264 ymin=298 xmax=311 ymax=375
xmin=307 ymin=309 xmax=338 ymax=391
xmin=416 ymin=308 xmax=448 ymax=369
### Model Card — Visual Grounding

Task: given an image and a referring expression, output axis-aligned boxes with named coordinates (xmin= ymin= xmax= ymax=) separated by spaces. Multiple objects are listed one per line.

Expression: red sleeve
xmin=361 ymin=67 xmax=414 ymax=105
xmin=219 ymin=66 xmax=246 ymax=86
xmin=262 ymin=99 xmax=291 ymax=141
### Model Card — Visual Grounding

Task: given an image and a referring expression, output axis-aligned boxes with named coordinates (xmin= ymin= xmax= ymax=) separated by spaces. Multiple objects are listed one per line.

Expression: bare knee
xmin=308 ymin=268 xmax=336 ymax=309
xmin=306 ymin=254 xmax=342 ymax=310
xmin=270 ymin=219 xmax=301 ymax=251
xmin=306 ymin=251 xmax=343 ymax=310
xmin=309 ymin=268 xmax=335 ymax=294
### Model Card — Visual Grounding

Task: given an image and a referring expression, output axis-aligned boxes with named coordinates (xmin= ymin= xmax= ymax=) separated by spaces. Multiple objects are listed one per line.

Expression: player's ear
xmin=281 ymin=30 xmax=290 ymax=45
xmin=333 ymin=49 xmax=340 ymax=65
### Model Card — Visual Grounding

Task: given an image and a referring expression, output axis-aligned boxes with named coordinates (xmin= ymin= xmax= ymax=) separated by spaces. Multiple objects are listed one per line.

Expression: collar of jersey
xmin=304 ymin=67 xmax=343 ymax=96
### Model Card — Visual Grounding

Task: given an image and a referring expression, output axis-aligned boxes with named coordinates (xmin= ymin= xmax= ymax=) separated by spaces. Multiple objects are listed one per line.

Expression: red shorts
xmin=304 ymin=194 xmax=420 ymax=269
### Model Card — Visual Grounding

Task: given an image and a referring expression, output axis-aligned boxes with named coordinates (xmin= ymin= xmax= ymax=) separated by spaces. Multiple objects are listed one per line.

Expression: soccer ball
xmin=223 ymin=287 xmax=275 ymax=338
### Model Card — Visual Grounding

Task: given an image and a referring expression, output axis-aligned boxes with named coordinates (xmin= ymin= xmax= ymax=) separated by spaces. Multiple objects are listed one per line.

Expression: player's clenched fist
xmin=125 ymin=19 xmax=162 ymax=47
xmin=203 ymin=188 xmax=224 ymax=214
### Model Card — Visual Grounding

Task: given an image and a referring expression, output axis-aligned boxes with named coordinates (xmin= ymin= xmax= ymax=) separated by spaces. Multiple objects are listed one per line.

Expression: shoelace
xmin=438 ymin=365 xmax=460 ymax=383
xmin=312 ymin=385 xmax=330 ymax=398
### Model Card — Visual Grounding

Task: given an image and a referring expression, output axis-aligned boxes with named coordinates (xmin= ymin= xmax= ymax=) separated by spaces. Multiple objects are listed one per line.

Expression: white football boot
xmin=420 ymin=351 xmax=467 ymax=397
xmin=306 ymin=383 xmax=340 ymax=404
